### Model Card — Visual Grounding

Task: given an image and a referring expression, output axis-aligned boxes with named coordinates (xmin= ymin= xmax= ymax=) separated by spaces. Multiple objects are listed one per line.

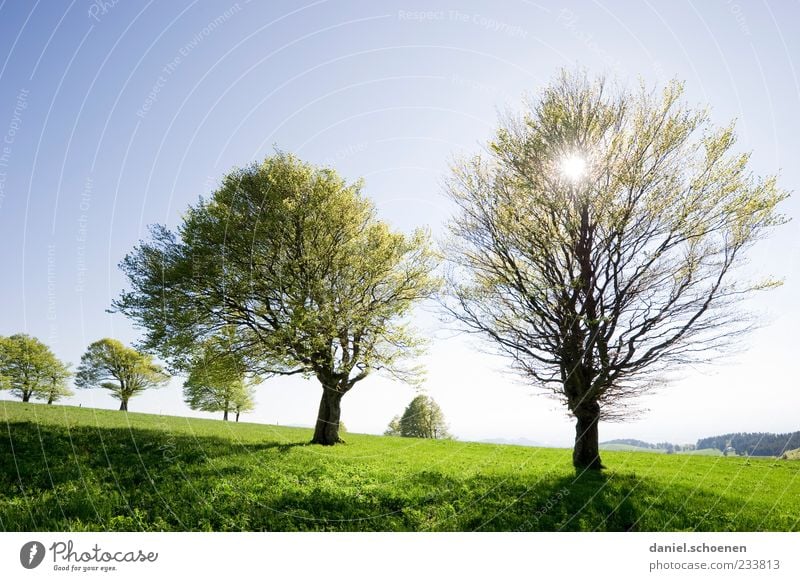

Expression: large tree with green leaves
xmin=113 ymin=153 xmax=439 ymax=444
xmin=183 ymin=336 xmax=257 ymax=421
xmin=75 ymin=339 xmax=169 ymax=410
xmin=0 ymin=334 xmax=70 ymax=403
xmin=445 ymin=72 xmax=788 ymax=470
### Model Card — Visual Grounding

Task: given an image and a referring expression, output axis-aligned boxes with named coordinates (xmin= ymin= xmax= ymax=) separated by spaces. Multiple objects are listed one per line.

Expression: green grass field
xmin=1 ymin=401 xmax=798 ymax=532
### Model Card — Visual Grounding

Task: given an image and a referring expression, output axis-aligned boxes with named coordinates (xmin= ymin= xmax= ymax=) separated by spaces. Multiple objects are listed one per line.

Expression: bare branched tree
xmin=444 ymin=72 xmax=789 ymax=470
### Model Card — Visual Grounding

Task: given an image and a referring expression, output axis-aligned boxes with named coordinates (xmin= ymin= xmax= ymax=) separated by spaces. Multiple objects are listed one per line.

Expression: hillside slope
xmin=1 ymin=401 xmax=798 ymax=531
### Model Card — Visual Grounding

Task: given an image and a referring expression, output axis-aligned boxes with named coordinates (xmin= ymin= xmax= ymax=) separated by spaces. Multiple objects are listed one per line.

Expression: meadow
xmin=1 ymin=401 xmax=798 ymax=532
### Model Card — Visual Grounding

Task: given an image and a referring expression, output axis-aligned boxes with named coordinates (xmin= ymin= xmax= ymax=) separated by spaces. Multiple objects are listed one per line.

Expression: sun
xmin=559 ymin=154 xmax=587 ymax=182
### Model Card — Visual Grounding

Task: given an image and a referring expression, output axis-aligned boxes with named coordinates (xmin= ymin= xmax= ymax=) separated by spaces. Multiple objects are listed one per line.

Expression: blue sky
xmin=0 ymin=0 xmax=798 ymax=445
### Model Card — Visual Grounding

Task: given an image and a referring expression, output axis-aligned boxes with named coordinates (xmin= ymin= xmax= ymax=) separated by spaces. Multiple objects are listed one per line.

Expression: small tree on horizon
xmin=75 ymin=339 xmax=169 ymax=411
xmin=394 ymin=395 xmax=451 ymax=439
xmin=444 ymin=71 xmax=789 ymax=470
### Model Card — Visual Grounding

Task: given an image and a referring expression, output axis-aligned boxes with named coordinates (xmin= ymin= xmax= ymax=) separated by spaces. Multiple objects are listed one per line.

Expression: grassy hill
xmin=679 ymin=448 xmax=724 ymax=456
xmin=600 ymin=443 xmax=666 ymax=453
xmin=599 ymin=443 xmax=723 ymax=456
xmin=1 ymin=401 xmax=798 ymax=532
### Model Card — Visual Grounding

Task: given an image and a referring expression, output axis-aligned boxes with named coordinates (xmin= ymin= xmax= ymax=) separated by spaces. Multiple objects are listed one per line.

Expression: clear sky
xmin=0 ymin=0 xmax=798 ymax=446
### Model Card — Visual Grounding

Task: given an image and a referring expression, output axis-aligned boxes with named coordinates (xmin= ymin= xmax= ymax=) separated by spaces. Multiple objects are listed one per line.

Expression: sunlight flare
xmin=559 ymin=153 xmax=587 ymax=182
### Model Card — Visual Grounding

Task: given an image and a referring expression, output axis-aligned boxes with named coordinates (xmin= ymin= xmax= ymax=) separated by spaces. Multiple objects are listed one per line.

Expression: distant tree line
xmin=696 ymin=432 xmax=800 ymax=457
xmin=0 ymin=333 xmax=254 ymax=421
xmin=602 ymin=439 xmax=696 ymax=453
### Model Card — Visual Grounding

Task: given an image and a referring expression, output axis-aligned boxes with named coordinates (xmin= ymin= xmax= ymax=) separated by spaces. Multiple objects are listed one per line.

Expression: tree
xmin=42 ymin=359 xmax=73 ymax=404
xmin=183 ymin=336 xmax=257 ymax=421
xmin=231 ymin=385 xmax=255 ymax=422
xmin=75 ymin=339 xmax=169 ymax=410
xmin=0 ymin=334 xmax=69 ymax=403
xmin=397 ymin=395 xmax=450 ymax=439
xmin=113 ymin=152 xmax=439 ymax=444
xmin=444 ymin=72 xmax=788 ymax=470
xmin=384 ymin=415 xmax=402 ymax=436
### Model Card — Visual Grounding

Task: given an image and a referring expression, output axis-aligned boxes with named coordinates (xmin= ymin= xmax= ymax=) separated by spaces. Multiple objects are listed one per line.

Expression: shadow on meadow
xmin=0 ymin=419 xmax=789 ymax=532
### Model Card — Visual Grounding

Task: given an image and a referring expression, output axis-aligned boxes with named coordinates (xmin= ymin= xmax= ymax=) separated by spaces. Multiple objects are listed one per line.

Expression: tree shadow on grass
xmin=0 ymin=420 xmax=312 ymax=531
xmin=1 ymin=421 xmax=793 ymax=532
xmin=400 ymin=469 xmax=641 ymax=532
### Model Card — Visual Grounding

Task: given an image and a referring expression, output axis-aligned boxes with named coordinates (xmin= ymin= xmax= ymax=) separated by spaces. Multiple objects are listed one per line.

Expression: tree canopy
xmin=75 ymin=338 xmax=169 ymax=411
xmin=444 ymin=71 xmax=789 ymax=469
xmin=113 ymin=153 xmax=439 ymax=444
xmin=0 ymin=334 xmax=71 ymax=403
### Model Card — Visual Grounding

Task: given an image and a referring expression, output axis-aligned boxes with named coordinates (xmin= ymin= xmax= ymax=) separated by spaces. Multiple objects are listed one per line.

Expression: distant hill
xmin=679 ymin=448 xmax=723 ymax=456
xmin=479 ymin=437 xmax=551 ymax=448
xmin=602 ymin=433 xmax=800 ymax=457
xmin=602 ymin=439 xmax=661 ymax=449
xmin=601 ymin=439 xmax=697 ymax=454
xmin=600 ymin=443 xmax=666 ymax=453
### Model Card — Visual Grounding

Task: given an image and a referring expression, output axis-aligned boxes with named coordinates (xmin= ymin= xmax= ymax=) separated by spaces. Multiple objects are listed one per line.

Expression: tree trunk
xmin=311 ymin=386 xmax=345 ymax=445
xmin=22 ymin=392 xmax=31 ymax=403
xmin=573 ymin=401 xmax=603 ymax=470
xmin=235 ymin=411 xmax=240 ymax=422
xmin=119 ymin=400 xmax=128 ymax=411
xmin=47 ymin=396 xmax=54 ymax=405
xmin=223 ymin=409 xmax=229 ymax=421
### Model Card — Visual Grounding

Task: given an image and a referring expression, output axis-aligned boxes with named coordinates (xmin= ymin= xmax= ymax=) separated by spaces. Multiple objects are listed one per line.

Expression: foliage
xmin=183 ymin=334 xmax=257 ymax=421
xmin=75 ymin=339 xmax=169 ymax=410
xmin=41 ymin=358 xmax=73 ymax=404
xmin=231 ymin=385 xmax=255 ymax=421
xmin=396 ymin=395 xmax=450 ymax=439
xmin=444 ymin=71 xmax=789 ymax=469
xmin=384 ymin=415 xmax=401 ymax=436
xmin=696 ymin=431 xmax=800 ymax=457
xmin=113 ymin=152 xmax=439 ymax=444
xmin=0 ymin=334 xmax=71 ymax=403
xmin=1 ymin=401 xmax=798 ymax=532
